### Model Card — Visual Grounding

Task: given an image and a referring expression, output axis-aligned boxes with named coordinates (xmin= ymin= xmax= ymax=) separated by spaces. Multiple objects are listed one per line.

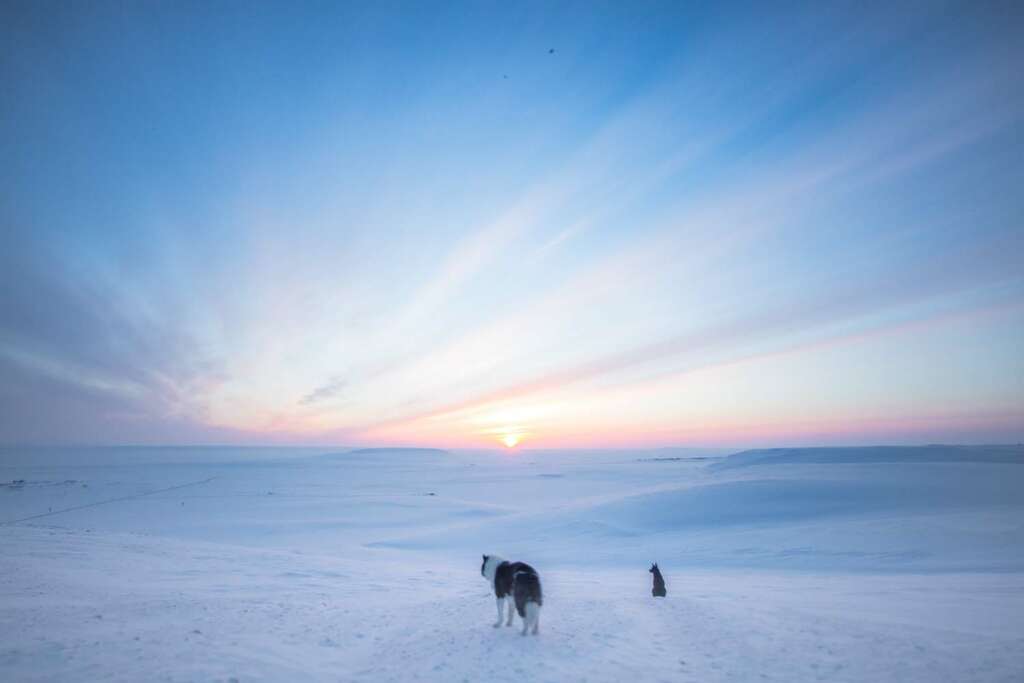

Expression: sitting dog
xmin=481 ymin=554 xmax=542 ymax=634
xmin=650 ymin=562 xmax=667 ymax=597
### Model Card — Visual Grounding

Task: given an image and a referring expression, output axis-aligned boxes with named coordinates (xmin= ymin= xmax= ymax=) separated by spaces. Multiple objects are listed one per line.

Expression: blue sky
xmin=1 ymin=1 xmax=1022 ymax=447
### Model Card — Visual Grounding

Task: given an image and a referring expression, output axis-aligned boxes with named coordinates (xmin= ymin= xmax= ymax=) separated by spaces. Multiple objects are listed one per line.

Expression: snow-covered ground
xmin=1 ymin=445 xmax=1022 ymax=682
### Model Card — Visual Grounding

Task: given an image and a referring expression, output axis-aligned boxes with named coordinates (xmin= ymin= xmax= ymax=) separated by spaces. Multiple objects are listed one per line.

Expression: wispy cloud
xmin=299 ymin=376 xmax=347 ymax=406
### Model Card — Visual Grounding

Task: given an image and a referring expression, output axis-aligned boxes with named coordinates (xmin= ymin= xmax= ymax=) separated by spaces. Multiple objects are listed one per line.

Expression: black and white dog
xmin=481 ymin=554 xmax=542 ymax=635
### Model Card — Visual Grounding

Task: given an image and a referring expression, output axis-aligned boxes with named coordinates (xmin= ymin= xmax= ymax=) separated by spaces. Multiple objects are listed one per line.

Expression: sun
xmin=502 ymin=434 xmax=521 ymax=448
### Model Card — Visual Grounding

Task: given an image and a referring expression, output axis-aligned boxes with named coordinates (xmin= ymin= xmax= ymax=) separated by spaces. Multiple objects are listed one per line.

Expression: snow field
xmin=1 ymin=445 xmax=1022 ymax=681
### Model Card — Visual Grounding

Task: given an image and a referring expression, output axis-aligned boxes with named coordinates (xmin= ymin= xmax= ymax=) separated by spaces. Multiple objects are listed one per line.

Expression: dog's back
xmin=495 ymin=560 xmax=536 ymax=598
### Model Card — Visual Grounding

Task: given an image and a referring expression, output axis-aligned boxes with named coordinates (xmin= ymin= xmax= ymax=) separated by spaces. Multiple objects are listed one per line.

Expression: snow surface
xmin=1 ymin=445 xmax=1022 ymax=682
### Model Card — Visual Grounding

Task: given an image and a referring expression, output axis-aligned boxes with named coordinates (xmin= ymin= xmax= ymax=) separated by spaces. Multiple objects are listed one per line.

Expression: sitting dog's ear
xmin=483 ymin=554 xmax=488 ymax=561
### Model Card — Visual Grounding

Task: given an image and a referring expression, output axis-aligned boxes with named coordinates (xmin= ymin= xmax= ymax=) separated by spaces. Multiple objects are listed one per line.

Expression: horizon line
xmin=2 ymin=442 xmax=1022 ymax=452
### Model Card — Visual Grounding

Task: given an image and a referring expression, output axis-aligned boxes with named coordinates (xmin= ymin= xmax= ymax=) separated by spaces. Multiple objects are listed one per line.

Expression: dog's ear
xmin=482 ymin=554 xmax=488 ymax=561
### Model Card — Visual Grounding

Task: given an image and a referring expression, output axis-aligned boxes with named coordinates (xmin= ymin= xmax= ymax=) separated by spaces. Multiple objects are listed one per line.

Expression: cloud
xmin=357 ymin=225 xmax=1023 ymax=439
xmin=299 ymin=376 xmax=347 ymax=406
xmin=0 ymin=239 xmax=229 ymax=444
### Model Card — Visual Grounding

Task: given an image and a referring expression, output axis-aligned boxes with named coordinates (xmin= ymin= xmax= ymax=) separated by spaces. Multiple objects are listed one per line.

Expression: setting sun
xmin=502 ymin=434 xmax=521 ymax=448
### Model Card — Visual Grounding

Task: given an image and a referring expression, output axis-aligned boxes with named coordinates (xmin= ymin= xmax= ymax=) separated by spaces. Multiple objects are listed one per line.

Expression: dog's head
xmin=649 ymin=562 xmax=659 ymax=573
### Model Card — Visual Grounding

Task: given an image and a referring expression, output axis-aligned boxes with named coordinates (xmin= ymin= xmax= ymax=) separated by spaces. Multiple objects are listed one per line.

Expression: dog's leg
xmin=525 ymin=602 xmax=540 ymax=635
xmin=506 ymin=598 xmax=515 ymax=626
xmin=493 ymin=597 xmax=504 ymax=627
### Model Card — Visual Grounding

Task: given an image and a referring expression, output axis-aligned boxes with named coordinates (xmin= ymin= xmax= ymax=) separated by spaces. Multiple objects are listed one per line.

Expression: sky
xmin=1 ymin=1 xmax=1022 ymax=449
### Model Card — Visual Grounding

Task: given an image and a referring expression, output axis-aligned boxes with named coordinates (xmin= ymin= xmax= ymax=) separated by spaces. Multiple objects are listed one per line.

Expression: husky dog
xmin=481 ymin=554 xmax=542 ymax=634
xmin=650 ymin=562 xmax=667 ymax=597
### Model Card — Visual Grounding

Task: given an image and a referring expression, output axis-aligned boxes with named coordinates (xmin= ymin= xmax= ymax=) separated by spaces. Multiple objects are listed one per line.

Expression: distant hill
xmin=712 ymin=444 xmax=1024 ymax=470
xmin=347 ymin=447 xmax=448 ymax=457
xmin=316 ymin=447 xmax=449 ymax=460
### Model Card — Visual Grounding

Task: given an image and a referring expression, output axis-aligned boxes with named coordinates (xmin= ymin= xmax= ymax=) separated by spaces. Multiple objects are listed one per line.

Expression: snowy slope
xmin=711 ymin=445 xmax=1024 ymax=469
xmin=1 ymin=445 xmax=1023 ymax=681
xmin=367 ymin=447 xmax=1024 ymax=572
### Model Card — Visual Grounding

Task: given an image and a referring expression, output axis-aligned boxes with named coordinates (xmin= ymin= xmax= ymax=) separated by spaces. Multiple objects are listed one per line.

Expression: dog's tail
xmin=514 ymin=570 xmax=543 ymax=606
